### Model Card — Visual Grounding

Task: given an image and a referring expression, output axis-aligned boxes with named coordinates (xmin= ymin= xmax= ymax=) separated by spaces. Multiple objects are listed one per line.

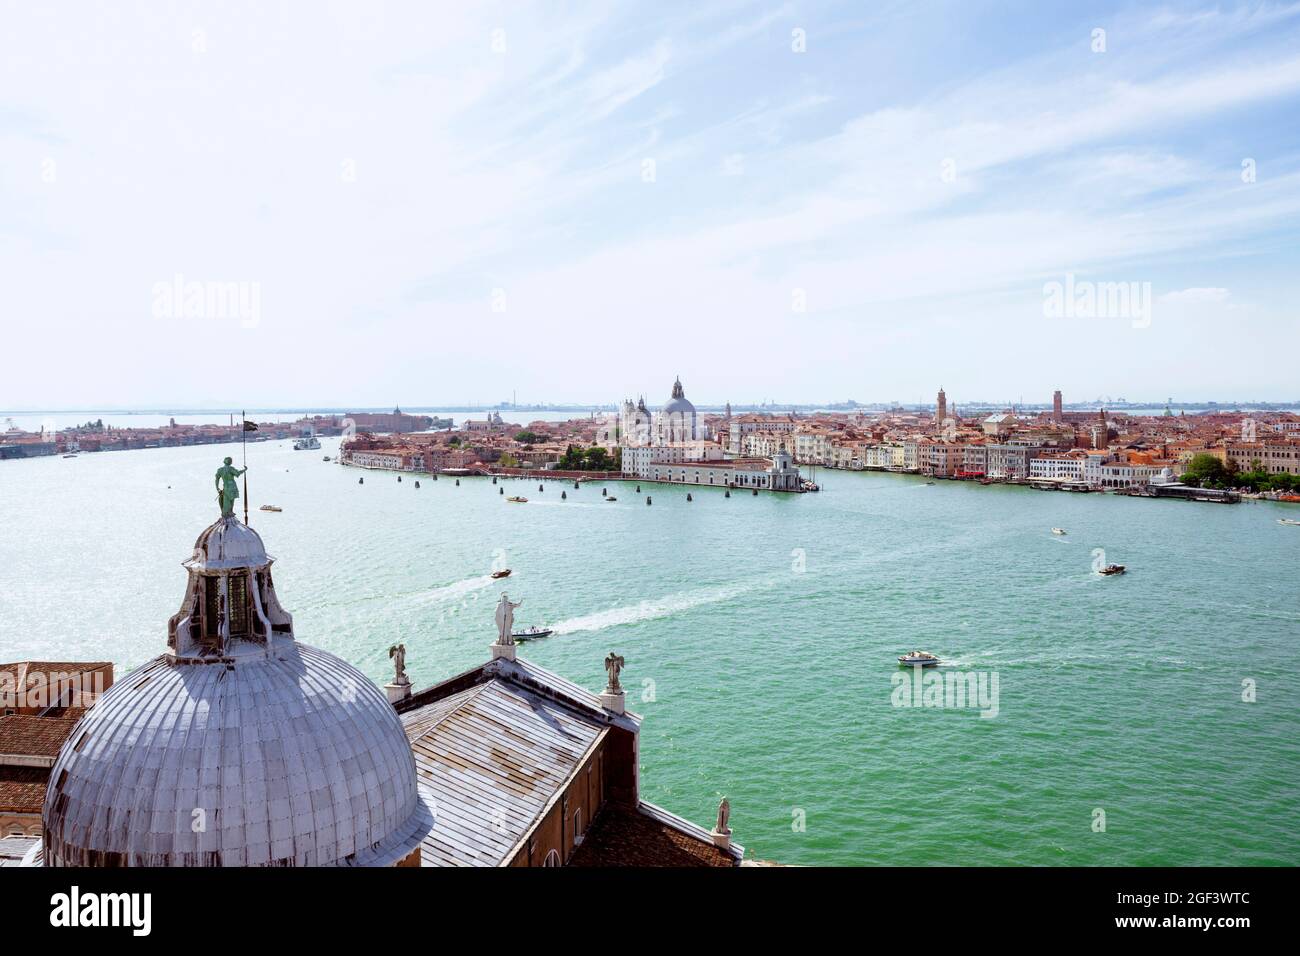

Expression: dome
xmin=187 ymin=516 xmax=270 ymax=570
xmin=660 ymin=377 xmax=696 ymax=415
xmin=42 ymin=642 xmax=430 ymax=867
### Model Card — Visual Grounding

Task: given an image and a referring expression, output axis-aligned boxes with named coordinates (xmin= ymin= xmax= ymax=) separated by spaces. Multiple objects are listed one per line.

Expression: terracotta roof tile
xmin=0 ymin=716 xmax=80 ymax=758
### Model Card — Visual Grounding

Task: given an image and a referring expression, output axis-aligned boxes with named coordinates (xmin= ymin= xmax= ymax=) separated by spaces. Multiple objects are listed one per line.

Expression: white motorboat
xmin=1051 ymin=527 xmax=1067 ymax=535
xmin=1278 ymin=518 xmax=1300 ymax=526
xmin=898 ymin=650 xmax=941 ymax=667
xmin=512 ymin=626 xmax=553 ymax=641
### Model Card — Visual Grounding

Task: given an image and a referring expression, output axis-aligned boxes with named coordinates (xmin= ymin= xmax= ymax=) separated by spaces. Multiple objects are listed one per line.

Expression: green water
xmin=2 ymin=438 xmax=1297 ymax=865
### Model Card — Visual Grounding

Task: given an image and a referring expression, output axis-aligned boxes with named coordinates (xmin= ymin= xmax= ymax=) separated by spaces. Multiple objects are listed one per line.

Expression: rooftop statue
xmin=715 ymin=796 xmax=731 ymax=834
xmin=389 ymin=643 xmax=409 ymax=686
xmin=495 ymin=593 xmax=522 ymax=645
xmin=604 ymin=651 xmax=625 ymax=694
xmin=215 ymin=456 xmax=247 ymax=518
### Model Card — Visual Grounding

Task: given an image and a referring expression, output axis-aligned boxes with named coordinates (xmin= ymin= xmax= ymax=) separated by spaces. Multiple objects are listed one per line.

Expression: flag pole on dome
xmin=242 ymin=410 xmax=249 ymax=524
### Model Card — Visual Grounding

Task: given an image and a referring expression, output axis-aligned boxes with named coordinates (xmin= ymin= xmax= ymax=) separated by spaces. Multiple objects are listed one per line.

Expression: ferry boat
xmin=506 ymin=496 xmax=528 ymax=503
xmin=490 ymin=569 xmax=512 ymax=579
xmin=898 ymin=650 xmax=941 ymax=667
xmin=259 ymin=504 xmax=282 ymax=512
xmin=1099 ymin=564 xmax=1126 ymax=576
xmin=1051 ymin=527 xmax=1067 ymax=535
xmin=512 ymin=626 xmax=553 ymax=642
xmin=293 ymin=436 xmax=321 ymax=451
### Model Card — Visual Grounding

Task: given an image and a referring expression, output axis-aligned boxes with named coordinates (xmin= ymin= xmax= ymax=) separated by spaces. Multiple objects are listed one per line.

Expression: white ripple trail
xmin=551 ymin=581 xmax=759 ymax=635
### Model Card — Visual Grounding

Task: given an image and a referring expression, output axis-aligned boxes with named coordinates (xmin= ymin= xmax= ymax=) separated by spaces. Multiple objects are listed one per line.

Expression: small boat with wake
xmin=1099 ymin=564 xmax=1126 ymax=576
xmin=512 ymin=626 xmax=553 ymax=642
xmin=506 ymin=496 xmax=528 ymax=503
xmin=898 ymin=650 xmax=941 ymax=667
xmin=1051 ymin=527 xmax=1067 ymax=535
xmin=1278 ymin=518 xmax=1300 ymax=526
xmin=490 ymin=569 xmax=512 ymax=579
xmin=259 ymin=504 xmax=282 ymax=512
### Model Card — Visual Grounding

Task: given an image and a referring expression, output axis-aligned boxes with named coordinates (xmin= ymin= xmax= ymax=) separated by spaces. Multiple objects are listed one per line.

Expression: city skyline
xmin=5 ymin=2 xmax=1300 ymax=405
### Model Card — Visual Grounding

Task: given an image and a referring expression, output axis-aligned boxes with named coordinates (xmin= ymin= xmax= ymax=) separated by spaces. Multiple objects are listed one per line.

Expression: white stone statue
xmin=388 ymin=643 xmax=408 ymax=685
xmin=604 ymin=651 xmax=625 ymax=694
xmin=495 ymin=593 xmax=522 ymax=645
xmin=715 ymin=796 xmax=730 ymax=834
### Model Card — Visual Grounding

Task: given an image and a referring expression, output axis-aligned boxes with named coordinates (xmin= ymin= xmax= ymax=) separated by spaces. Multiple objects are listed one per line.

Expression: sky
xmin=2 ymin=0 xmax=1299 ymax=410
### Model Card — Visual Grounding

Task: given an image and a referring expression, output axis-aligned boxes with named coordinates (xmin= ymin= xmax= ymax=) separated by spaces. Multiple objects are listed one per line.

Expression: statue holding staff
xmin=215 ymin=457 xmax=247 ymax=518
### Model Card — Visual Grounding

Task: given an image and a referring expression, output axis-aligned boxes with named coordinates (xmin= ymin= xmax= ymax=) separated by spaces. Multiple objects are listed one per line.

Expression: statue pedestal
xmin=385 ymin=681 xmax=411 ymax=705
xmin=599 ymin=689 xmax=625 ymax=715
xmin=710 ymin=828 xmax=732 ymax=849
xmin=491 ymin=642 xmax=517 ymax=662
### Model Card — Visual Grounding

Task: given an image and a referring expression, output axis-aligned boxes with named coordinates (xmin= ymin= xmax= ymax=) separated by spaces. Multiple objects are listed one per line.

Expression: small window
xmin=543 ymin=849 xmax=561 ymax=867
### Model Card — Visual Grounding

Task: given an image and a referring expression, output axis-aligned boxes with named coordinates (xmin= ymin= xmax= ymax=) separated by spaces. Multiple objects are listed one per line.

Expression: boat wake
xmin=414 ymin=574 xmax=496 ymax=608
xmin=550 ymin=581 xmax=758 ymax=635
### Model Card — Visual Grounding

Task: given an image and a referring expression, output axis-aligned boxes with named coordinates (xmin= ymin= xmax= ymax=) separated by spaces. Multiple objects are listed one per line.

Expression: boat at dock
xmin=898 ymin=650 xmax=940 ymax=666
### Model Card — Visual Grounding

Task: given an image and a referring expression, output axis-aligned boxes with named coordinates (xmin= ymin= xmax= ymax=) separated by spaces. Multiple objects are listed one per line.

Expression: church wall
xmin=507 ymin=736 xmax=610 ymax=867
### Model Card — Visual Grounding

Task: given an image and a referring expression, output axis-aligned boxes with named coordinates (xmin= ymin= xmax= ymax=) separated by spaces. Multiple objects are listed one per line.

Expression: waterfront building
xmin=346 ymin=407 xmax=434 ymax=434
xmin=623 ymin=442 xmax=725 ymax=478
xmin=641 ymin=451 xmax=802 ymax=491
xmin=1224 ymin=439 xmax=1300 ymax=475
xmin=1029 ymin=452 xmax=1088 ymax=482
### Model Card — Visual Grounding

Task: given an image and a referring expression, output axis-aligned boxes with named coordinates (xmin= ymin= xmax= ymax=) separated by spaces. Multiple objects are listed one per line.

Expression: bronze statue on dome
xmin=215 ymin=456 xmax=247 ymax=518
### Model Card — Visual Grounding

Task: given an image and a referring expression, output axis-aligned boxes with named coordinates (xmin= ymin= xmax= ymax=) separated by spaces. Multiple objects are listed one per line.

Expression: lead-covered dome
xmin=39 ymin=505 xmax=431 ymax=867
xmin=660 ymin=376 xmax=696 ymax=415
xmin=43 ymin=644 xmax=427 ymax=866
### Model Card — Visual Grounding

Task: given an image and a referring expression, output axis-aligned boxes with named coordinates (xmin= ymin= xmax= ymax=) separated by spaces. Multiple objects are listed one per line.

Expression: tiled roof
xmin=0 ymin=716 xmax=79 ymax=758
xmin=0 ymin=764 xmax=49 ymax=813
xmin=567 ymin=801 xmax=739 ymax=867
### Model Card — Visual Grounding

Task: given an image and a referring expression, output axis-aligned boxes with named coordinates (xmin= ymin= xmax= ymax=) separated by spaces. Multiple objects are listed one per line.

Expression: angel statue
xmin=604 ymin=651 xmax=625 ymax=694
xmin=388 ymin=643 xmax=409 ymax=685
xmin=495 ymin=593 xmax=523 ymax=645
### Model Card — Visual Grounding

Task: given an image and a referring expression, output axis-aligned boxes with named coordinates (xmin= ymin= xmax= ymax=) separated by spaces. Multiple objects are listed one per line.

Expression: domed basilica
xmin=37 ymin=498 xmax=432 ymax=867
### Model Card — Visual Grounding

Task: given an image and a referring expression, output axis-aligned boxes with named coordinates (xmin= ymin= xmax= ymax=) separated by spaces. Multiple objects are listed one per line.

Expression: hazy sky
xmin=3 ymin=0 xmax=1299 ymax=409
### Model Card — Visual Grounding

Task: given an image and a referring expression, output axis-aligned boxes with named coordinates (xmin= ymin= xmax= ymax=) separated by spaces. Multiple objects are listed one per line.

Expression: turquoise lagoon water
xmin=1 ymin=438 xmax=1297 ymax=865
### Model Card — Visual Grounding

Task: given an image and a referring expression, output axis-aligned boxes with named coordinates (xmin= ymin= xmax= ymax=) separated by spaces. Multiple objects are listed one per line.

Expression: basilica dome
xmin=660 ymin=377 xmax=696 ymax=416
xmin=40 ymin=510 xmax=431 ymax=867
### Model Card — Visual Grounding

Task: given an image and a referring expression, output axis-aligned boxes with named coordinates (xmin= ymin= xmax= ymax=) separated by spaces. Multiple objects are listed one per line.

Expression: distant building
xmin=347 ymin=407 xmax=434 ymax=434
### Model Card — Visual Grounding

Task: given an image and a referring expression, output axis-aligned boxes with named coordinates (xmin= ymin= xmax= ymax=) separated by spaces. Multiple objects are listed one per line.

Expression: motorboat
xmin=512 ymin=626 xmax=553 ymax=642
xmin=605 ymin=496 xmax=618 ymax=502
xmin=506 ymin=496 xmax=528 ymax=503
xmin=322 ymin=455 xmax=331 ymax=461
xmin=1277 ymin=518 xmax=1300 ymax=526
xmin=293 ymin=436 xmax=321 ymax=451
xmin=898 ymin=650 xmax=940 ymax=667
xmin=490 ymin=569 xmax=512 ymax=579
xmin=1051 ymin=527 xmax=1067 ymax=535
xmin=1099 ymin=564 xmax=1126 ymax=576
xmin=259 ymin=504 xmax=282 ymax=512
